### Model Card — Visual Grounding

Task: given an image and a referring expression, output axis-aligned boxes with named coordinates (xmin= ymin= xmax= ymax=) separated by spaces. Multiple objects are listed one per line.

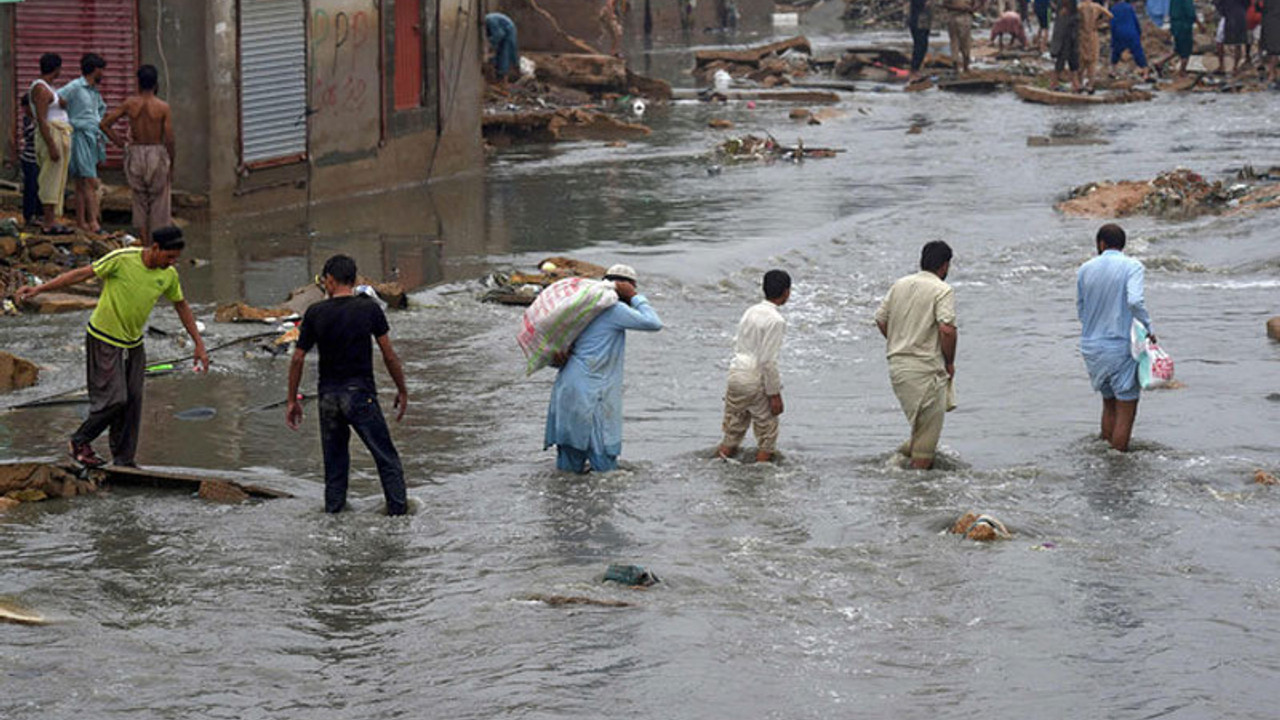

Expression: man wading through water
xmin=1076 ymin=223 xmax=1154 ymax=452
xmin=287 ymin=255 xmax=410 ymax=515
xmin=875 ymin=241 xmax=958 ymax=469
xmin=15 ymin=227 xmax=208 ymax=467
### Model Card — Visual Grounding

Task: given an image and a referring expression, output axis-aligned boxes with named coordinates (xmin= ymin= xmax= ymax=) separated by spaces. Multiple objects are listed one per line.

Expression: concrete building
xmin=2 ymin=0 xmax=484 ymax=216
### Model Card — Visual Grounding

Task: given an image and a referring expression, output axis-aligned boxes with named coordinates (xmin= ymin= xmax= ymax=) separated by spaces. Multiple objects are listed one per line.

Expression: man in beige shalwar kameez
xmin=875 ymin=241 xmax=958 ymax=469
xmin=1077 ymin=0 xmax=1114 ymax=87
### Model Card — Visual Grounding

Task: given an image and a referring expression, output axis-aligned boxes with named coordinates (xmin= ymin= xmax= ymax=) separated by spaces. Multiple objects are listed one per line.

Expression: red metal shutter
xmin=15 ymin=0 xmax=138 ymax=168
xmin=393 ymin=0 xmax=422 ymax=110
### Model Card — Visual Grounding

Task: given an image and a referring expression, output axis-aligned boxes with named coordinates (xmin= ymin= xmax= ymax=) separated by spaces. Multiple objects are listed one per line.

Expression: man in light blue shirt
xmin=1076 ymin=223 xmax=1154 ymax=452
xmin=545 ymin=264 xmax=663 ymax=473
xmin=59 ymin=53 xmax=108 ymax=233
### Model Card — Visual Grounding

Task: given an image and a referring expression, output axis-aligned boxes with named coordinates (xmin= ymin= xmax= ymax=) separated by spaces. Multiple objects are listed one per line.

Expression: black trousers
xmin=21 ymin=159 xmax=40 ymax=223
xmin=73 ymin=334 xmax=145 ymax=465
xmin=318 ymin=386 xmax=408 ymax=516
xmin=910 ymin=27 xmax=931 ymax=71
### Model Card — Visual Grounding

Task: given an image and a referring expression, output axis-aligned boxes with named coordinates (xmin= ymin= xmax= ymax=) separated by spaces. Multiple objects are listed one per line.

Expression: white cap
xmin=605 ymin=264 xmax=638 ymax=283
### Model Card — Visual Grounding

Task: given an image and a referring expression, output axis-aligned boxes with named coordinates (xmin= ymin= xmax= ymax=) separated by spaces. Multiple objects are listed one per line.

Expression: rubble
xmin=0 ymin=216 xmax=133 ymax=311
xmin=482 ymin=256 xmax=607 ymax=305
xmin=1268 ymin=317 xmax=1280 ymax=341
xmin=0 ymin=462 xmax=98 ymax=501
xmin=1255 ymin=469 xmax=1279 ymax=485
xmin=1058 ymin=168 xmax=1280 ymax=219
xmin=198 ymin=480 xmax=251 ymax=504
xmin=950 ymin=512 xmax=1012 ymax=541
xmin=712 ymin=134 xmax=843 ymax=164
xmin=0 ymin=351 xmax=39 ymax=392
xmin=693 ymin=35 xmax=823 ymax=89
xmin=484 ymin=106 xmax=652 ymax=146
xmin=1014 ymin=84 xmax=1154 ymax=105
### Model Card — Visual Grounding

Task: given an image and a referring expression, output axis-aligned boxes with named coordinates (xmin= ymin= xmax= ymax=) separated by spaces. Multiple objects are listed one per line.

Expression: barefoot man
xmin=100 ymin=65 xmax=174 ymax=244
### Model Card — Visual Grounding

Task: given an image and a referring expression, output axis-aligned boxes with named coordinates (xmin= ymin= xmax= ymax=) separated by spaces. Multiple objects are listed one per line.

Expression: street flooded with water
xmin=4 ymin=30 xmax=1280 ymax=719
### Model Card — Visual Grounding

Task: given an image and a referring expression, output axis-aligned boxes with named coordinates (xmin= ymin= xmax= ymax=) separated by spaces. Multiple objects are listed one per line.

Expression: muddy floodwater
xmin=4 ymin=32 xmax=1280 ymax=719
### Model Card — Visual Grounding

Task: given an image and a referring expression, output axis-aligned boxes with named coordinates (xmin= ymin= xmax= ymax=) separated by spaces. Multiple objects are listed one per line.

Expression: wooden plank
xmin=694 ymin=36 xmax=811 ymax=67
xmin=96 ymin=464 xmax=293 ymax=499
xmin=1014 ymin=84 xmax=1153 ymax=105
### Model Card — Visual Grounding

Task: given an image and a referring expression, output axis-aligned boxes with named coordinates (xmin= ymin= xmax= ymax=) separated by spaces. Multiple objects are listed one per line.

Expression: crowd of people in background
xmin=908 ymin=0 xmax=1280 ymax=89
xmin=20 ymin=52 xmax=175 ymax=243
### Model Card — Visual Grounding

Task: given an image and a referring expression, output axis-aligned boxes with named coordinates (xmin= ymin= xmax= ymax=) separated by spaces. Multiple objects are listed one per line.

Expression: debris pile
xmin=712 ymin=134 xmax=842 ymax=164
xmin=0 ymin=462 xmax=99 ymax=505
xmin=1 ymin=220 xmax=132 ymax=306
xmin=483 ymin=55 xmax=670 ymax=146
xmin=693 ymin=36 xmax=817 ymax=88
xmin=482 ymin=256 xmax=606 ymax=306
xmin=1058 ymin=168 xmax=1280 ymax=219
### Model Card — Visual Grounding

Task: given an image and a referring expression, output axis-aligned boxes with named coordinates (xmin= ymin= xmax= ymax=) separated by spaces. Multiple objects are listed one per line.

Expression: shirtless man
xmin=100 ymin=65 xmax=174 ymax=244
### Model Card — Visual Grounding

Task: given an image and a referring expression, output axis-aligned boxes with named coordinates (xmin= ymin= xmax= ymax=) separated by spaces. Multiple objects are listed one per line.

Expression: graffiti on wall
xmin=310 ymin=0 xmax=380 ymax=159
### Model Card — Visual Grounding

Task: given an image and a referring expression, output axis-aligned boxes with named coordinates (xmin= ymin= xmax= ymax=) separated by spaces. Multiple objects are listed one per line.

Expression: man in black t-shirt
xmin=286 ymin=255 xmax=410 ymax=515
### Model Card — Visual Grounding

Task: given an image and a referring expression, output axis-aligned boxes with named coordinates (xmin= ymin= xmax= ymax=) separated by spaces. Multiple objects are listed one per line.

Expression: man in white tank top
xmin=30 ymin=52 xmax=73 ymax=234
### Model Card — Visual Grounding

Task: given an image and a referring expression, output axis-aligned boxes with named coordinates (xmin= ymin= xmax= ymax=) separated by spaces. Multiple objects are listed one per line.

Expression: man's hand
xmin=551 ymin=349 xmax=571 ymax=368
xmin=48 ymin=145 xmax=60 ymax=162
xmin=285 ymin=398 xmax=303 ymax=430
xmin=394 ymin=389 xmax=408 ymax=422
xmin=14 ymin=284 xmax=40 ymax=303
xmin=614 ymin=279 xmax=637 ymax=304
xmin=769 ymin=394 xmax=784 ymax=416
xmin=945 ymin=362 xmax=955 ymax=379
xmin=193 ymin=344 xmax=210 ymax=373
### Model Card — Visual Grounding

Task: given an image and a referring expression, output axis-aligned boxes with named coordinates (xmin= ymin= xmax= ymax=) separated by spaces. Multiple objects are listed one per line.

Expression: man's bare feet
xmin=754 ymin=450 xmax=774 ymax=463
xmin=716 ymin=445 xmax=736 ymax=460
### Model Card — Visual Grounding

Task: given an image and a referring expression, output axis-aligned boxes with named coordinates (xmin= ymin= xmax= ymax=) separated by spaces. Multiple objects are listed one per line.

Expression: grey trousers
xmin=72 ymin=334 xmax=146 ymax=465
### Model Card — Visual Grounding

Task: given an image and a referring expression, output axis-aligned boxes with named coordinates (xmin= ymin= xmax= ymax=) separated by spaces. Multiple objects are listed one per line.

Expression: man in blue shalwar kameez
xmin=484 ymin=13 xmax=520 ymax=81
xmin=544 ymin=264 xmax=663 ymax=473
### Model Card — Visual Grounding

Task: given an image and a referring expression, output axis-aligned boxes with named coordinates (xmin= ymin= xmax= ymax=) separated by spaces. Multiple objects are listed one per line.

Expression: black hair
xmin=763 ymin=269 xmax=791 ymax=300
xmin=137 ymin=64 xmax=158 ymax=91
xmin=322 ymin=254 xmax=358 ymax=286
xmin=603 ymin=274 xmax=636 ymax=285
xmin=80 ymin=53 xmax=106 ymax=76
xmin=1097 ymin=223 xmax=1126 ymax=249
xmin=920 ymin=240 xmax=953 ymax=272
xmin=39 ymin=53 xmax=62 ymax=75
xmin=152 ymin=226 xmax=185 ymax=250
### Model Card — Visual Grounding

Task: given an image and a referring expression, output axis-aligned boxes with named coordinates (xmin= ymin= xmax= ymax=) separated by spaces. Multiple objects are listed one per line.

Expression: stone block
xmin=0 ymin=351 xmax=39 ymax=392
xmin=198 ymin=480 xmax=250 ymax=503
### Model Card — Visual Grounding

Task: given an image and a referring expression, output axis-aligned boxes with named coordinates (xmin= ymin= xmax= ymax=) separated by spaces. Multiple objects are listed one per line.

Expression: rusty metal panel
xmin=393 ymin=0 xmax=422 ymax=110
xmin=15 ymin=0 xmax=138 ymax=167
xmin=240 ymin=0 xmax=308 ymax=165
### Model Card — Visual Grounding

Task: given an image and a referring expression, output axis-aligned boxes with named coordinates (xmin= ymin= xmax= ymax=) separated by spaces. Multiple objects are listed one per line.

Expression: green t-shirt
xmin=86 ymin=247 xmax=184 ymax=348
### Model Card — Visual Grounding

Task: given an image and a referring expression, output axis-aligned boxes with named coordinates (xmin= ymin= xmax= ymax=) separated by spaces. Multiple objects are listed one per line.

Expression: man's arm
xmin=1127 ymin=263 xmax=1154 ymax=339
xmin=13 ymin=264 xmax=96 ymax=302
xmin=286 ymin=347 xmax=307 ymax=430
xmin=99 ymin=101 xmax=128 ymax=147
xmin=32 ymin=86 xmax=60 ymax=162
xmin=376 ymin=334 xmax=410 ymax=422
xmin=172 ymin=299 xmax=209 ymax=372
xmin=876 ymin=319 xmax=888 ymax=338
xmin=939 ymin=323 xmax=958 ymax=377
xmin=163 ymin=103 xmax=176 ymax=180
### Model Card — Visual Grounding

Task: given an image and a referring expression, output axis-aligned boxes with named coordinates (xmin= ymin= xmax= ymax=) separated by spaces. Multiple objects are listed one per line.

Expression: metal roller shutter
xmin=15 ymin=0 xmax=139 ymax=168
xmin=240 ymin=0 xmax=308 ymax=165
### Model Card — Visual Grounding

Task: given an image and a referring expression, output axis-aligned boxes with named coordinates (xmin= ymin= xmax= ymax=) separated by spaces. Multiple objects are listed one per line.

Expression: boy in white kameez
xmin=717 ymin=270 xmax=791 ymax=463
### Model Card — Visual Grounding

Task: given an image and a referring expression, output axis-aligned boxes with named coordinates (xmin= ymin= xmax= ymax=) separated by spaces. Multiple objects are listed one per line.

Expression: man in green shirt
xmin=15 ymin=227 xmax=208 ymax=467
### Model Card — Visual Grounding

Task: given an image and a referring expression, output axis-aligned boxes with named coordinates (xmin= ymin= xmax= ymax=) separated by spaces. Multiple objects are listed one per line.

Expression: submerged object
xmin=174 ymin=406 xmax=218 ymax=421
xmin=950 ymin=512 xmax=1012 ymax=541
xmin=0 ymin=598 xmax=48 ymax=626
xmin=603 ymin=564 xmax=660 ymax=586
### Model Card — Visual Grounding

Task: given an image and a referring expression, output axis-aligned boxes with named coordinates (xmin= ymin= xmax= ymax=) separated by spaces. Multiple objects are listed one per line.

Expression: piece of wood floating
xmin=0 ymin=601 xmax=48 ymax=626
xmin=1014 ymin=84 xmax=1154 ymax=105
xmin=96 ymin=464 xmax=292 ymax=499
xmin=1027 ymin=135 xmax=1111 ymax=146
xmin=673 ymin=88 xmax=841 ymax=104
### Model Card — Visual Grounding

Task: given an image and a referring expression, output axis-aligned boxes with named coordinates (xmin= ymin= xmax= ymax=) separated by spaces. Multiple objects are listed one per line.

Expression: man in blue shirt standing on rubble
xmin=1077 ymin=223 xmax=1155 ymax=452
xmin=544 ymin=264 xmax=663 ymax=473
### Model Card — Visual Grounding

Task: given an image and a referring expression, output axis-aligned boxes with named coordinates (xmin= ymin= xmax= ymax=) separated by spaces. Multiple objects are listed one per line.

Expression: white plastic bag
xmin=1130 ymin=320 xmax=1174 ymax=389
xmin=517 ymin=277 xmax=618 ymax=374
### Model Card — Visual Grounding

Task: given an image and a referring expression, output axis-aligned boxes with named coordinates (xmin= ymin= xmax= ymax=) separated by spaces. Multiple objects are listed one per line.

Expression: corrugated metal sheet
xmin=240 ymin=0 xmax=308 ymax=164
xmin=15 ymin=0 xmax=138 ymax=168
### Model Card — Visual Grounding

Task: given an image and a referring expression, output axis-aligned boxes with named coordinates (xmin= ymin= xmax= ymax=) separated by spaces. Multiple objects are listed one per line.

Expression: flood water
xmin=4 ymin=29 xmax=1280 ymax=719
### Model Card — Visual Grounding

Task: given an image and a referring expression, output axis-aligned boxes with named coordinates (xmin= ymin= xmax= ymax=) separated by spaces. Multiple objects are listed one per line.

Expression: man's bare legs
xmin=716 ymin=444 xmax=775 ymax=463
xmin=1100 ymin=397 xmax=1139 ymax=451
xmin=73 ymin=177 xmax=101 ymax=233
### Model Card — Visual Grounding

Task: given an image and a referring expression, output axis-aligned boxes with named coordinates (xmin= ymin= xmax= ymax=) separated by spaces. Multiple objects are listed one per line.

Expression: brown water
xmin=4 ymin=30 xmax=1280 ymax=720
